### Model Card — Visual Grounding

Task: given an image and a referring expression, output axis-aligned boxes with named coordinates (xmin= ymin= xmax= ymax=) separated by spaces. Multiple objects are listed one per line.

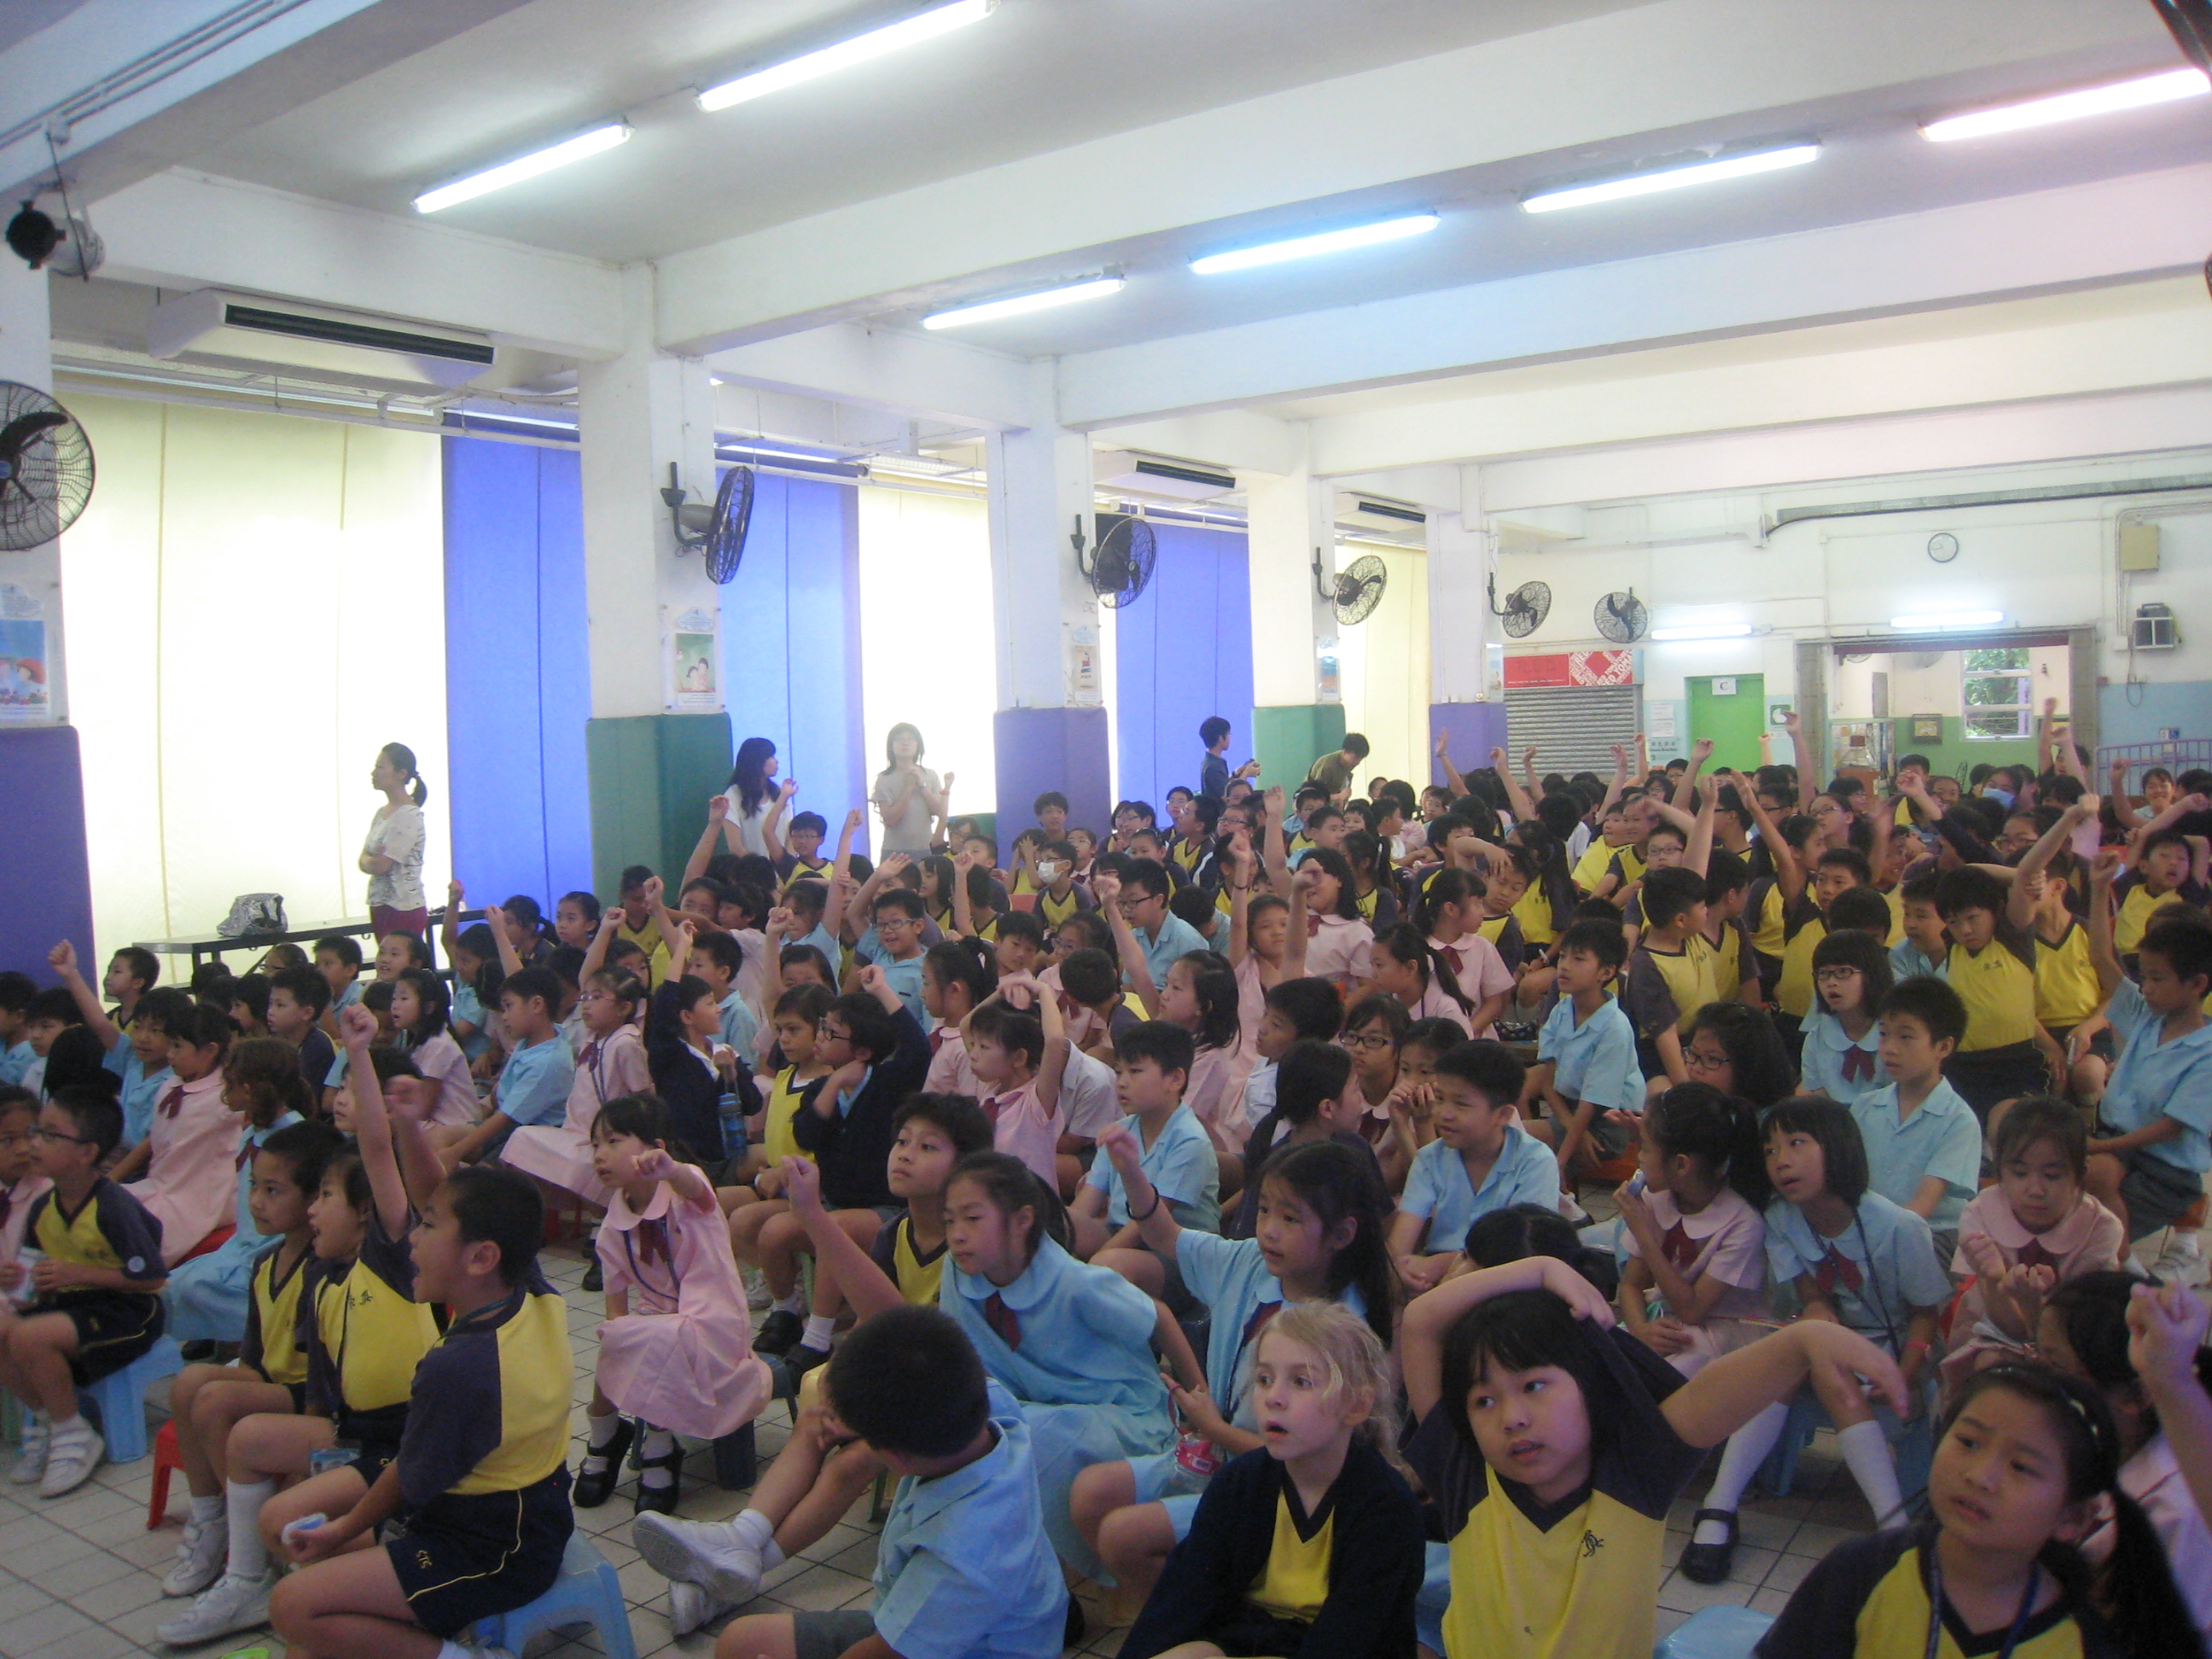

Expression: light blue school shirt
xmin=718 ymin=991 xmax=760 ymax=1059
xmin=451 ymin=981 xmax=491 ymax=1060
xmin=873 ymin=1379 xmax=1066 ymax=1659
xmin=876 ymin=952 xmax=929 ymax=1027
xmin=1765 ymin=1191 xmax=1951 ymax=1351
xmin=1398 ymin=1121 xmax=1560 ymax=1255
xmin=1849 ymin=1079 xmax=1982 ymax=1233
xmin=229 ymin=1111 xmax=304 ymax=1232
xmin=1083 ymin=1104 xmax=1220 ymax=1232
xmin=2100 ymin=978 xmax=2212 ymax=1175
xmin=1890 ymin=940 xmax=1946 ymax=983
xmin=332 ymin=980 xmax=362 ymax=1012
xmin=940 ymin=1237 xmax=1173 ymax=1431
xmin=494 ymin=1035 xmax=575 ymax=1127
xmin=0 ymin=1039 xmax=31 ymax=1087
xmin=792 ymin=921 xmax=843 ymax=976
xmin=1800 ymin=1008 xmax=1883 ymax=1108
xmin=102 ymin=1036 xmax=172 ymax=1153
xmin=1134 ymin=912 xmax=1210 ymax=994
xmin=1538 ymin=992 xmax=1643 ymax=1111
xmin=1174 ymin=1230 xmax=1370 ymax=1426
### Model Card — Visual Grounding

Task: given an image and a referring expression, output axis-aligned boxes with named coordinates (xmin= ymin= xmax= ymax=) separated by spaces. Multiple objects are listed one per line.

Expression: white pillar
xmin=1240 ymin=424 xmax=1340 ymax=788
xmin=0 ymin=259 xmax=62 ymax=718
xmin=1426 ymin=507 xmax=1508 ymax=784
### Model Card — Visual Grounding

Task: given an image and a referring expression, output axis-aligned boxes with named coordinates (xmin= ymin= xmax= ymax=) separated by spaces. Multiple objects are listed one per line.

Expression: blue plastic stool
xmin=80 ymin=1335 xmax=182 ymax=1464
xmin=1755 ymin=1384 xmax=1934 ymax=1505
xmin=1656 ymin=1604 xmax=1775 ymax=1658
xmin=473 ymin=1533 xmax=638 ymax=1659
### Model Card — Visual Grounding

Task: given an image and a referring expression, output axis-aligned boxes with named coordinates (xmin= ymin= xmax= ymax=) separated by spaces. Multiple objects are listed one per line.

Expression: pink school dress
xmin=1185 ymin=1043 xmax=1255 ymax=1161
xmin=1305 ymin=915 xmax=1374 ymax=987
xmin=924 ymin=1024 xmax=982 ymax=1099
xmin=595 ymin=1179 xmax=770 ymax=1440
xmin=501 ymin=1023 xmax=652 ymax=1205
xmin=405 ymin=1031 xmax=480 ymax=1128
xmin=1620 ymin=1186 xmax=1773 ymax=1375
xmin=981 ymin=1077 xmax=1064 ymax=1185
xmin=124 ymin=1072 xmax=244 ymax=1266
xmin=1941 ymin=1187 xmax=2124 ymax=1394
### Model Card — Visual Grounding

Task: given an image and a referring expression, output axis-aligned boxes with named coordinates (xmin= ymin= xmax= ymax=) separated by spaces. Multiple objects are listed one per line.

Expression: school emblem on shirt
xmin=1580 ymin=1530 xmax=1605 ymax=1558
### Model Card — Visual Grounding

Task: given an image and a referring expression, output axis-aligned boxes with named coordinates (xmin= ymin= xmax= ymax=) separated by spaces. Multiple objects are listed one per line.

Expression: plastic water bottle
xmin=718 ymin=1090 xmax=747 ymax=1165
xmin=280 ymin=1514 xmax=327 ymax=1547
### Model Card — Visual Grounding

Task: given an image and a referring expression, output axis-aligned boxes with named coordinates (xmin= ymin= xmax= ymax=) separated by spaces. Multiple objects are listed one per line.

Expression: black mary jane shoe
xmin=580 ymin=1254 xmax=603 ymax=1293
xmin=573 ymin=1418 xmax=634 ymax=1509
xmin=632 ymin=1442 xmax=686 ymax=1516
xmin=1677 ymin=1508 xmax=1739 ymax=1585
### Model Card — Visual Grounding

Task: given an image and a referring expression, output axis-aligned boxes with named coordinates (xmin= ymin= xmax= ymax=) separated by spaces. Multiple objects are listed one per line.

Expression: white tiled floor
xmin=0 ymin=1228 xmax=1879 ymax=1658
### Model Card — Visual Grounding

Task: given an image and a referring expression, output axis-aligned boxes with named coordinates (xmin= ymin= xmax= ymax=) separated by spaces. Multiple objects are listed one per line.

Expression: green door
xmin=1686 ymin=673 xmax=1766 ymax=772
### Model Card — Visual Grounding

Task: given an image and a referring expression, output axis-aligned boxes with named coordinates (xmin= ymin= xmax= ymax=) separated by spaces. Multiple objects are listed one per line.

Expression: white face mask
xmin=1036 ymin=860 xmax=1066 ymax=882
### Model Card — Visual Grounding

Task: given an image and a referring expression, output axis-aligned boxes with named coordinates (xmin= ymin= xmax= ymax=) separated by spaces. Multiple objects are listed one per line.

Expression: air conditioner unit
xmin=147 ymin=289 xmax=497 ymax=390
xmin=1091 ymin=450 xmax=1237 ymax=500
xmin=1346 ymin=495 xmax=1426 ymax=526
xmin=2133 ymin=602 xmax=2180 ymax=650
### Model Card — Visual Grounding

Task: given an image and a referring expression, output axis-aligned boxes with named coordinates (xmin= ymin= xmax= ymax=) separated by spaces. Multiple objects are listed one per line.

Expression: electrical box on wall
xmin=2119 ymin=522 xmax=2162 ymax=573
xmin=2133 ymin=603 xmax=2180 ymax=651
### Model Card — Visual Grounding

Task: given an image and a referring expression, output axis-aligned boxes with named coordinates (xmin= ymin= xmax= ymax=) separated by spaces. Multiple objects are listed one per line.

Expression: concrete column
xmin=1241 ymin=426 xmax=1341 ymax=793
xmin=984 ymin=360 xmax=1109 ymax=835
xmin=0 ymin=259 xmax=94 ymax=972
xmin=1428 ymin=508 xmax=1506 ymax=787
xmin=575 ymin=265 xmax=732 ymax=892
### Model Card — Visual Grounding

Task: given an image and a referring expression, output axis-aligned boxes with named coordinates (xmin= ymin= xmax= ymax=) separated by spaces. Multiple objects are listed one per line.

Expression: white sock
xmin=189 ymin=1493 xmax=224 ymax=1525
xmin=800 ymin=1314 xmax=836 ymax=1350
xmin=638 ymin=1428 xmax=678 ymax=1489
xmin=585 ymin=1410 xmax=622 ymax=1457
xmin=773 ymin=1292 xmax=804 ymax=1315
xmin=1692 ymin=1402 xmax=1790 ymax=1545
xmin=1836 ymin=1418 xmax=1905 ymax=1528
xmin=49 ymin=1412 xmax=90 ymax=1443
xmin=225 ymin=1479 xmax=275 ymax=1580
xmin=438 ymin=1641 xmax=480 ymax=1659
xmin=731 ymin=1506 xmax=783 ymax=1566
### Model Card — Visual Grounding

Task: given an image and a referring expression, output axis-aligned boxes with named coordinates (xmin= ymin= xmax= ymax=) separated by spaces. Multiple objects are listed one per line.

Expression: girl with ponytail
xmin=1368 ymin=923 xmax=1486 ymax=1035
xmin=360 ymin=742 xmax=429 ymax=936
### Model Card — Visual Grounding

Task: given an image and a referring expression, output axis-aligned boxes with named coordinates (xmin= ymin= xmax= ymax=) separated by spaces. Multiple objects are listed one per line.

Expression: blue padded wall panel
xmin=1115 ymin=525 xmax=1254 ymax=812
xmin=442 ymin=438 xmax=592 ymax=906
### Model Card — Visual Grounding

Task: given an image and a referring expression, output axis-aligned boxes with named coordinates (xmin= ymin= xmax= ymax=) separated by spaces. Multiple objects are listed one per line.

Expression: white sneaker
xmin=8 ymin=1416 xmax=48 ymax=1485
xmin=744 ymin=1269 xmax=771 ymax=1311
xmin=162 ymin=1514 xmax=229 ymax=1597
xmin=667 ymin=1580 xmax=734 ymax=1637
xmin=632 ymin=1511 xmax=765 ymax=1605
xmin=2155 ymin=1231 xmax=2206 ymax=1288
xmin=38 ymin=1426 xmax=102 ymax=1499
xmin=155 ymin=1569 xmax=271 ymax=1645
xmin=1557 ymin=1191 xmax=1591 ymax=1225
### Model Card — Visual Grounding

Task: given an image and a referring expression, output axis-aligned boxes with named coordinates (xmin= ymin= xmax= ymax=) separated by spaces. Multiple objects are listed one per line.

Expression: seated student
xmin=608 ymin=863 xmax=675 ymax=987
xmin=310 ymin=934 xmax=365 ymax=1031
xmin=1520 ymin=920 xmax=1643 ymax=1209
xmin=1339 ymin=994 xmax=1409 ymax=1166
xmin=2114 ymin=827 xmax=2212 ymax=969
xmin=0 ymin=1086 xmax=168 ymax=1497
xmin=1400 ymin=1248 xmax=1906 ymax=1659
xmin=1621 ymin=866 xmax=1725 ymax=1088
xmin=992 ymin=909 xmax=1047 ymax=980
xmin=856 ymin=888 xmax=932 ymax=1024
xmin=386 ymin=969 xmax=478 ymax=1129
xmin=1799 ymin=928 xmax=1891 ymax=1107
xmin=775 ymin=809 xmax=833 ymax=887
xmin=1231 ymin=1041 xmax=1382 ymax=1237
xmin=1118 ymin=1301 xmax=1423 ymax=1659
xmin=0 ymin=1086 xmax=48 ymax=1272
xmin=269 ymin=1164 xmax=574 ymax=1659
xmin=1074 ymin=1020 xmax=1223 ymax=1272
xmin=502 ymin=968 xmax=652 ymax=1206
xmin=1031 ymin=839 xmax=1097 ymax=929
xmin=44 ymin=942 xmax=181 ymax=1153
xmin=428 ymin=966 xmax=576 ymax=1167
xmin=0 ymin=973 xmax=38 ymax=1087
xmin=1057 ymin=942 xmax=1143 ymax=1062
xmin=265 ymin=964 xmax=338 ymax=1099
xmin=1849 ymin=976 xmax=1983 ymax=1260
xmin=687 ymin=929 xmax=760 ymax=1066
xmin=1369 ymin=926 xmax=1487 ymax=1038
xmin=1825 ymin=882 xmax=1897 ymax=944
xmin=115 ymin=1001 xmax=242 ymax=1266
xmin=1390 ymin=1041 xmax=1557 ymax=1291
xmin=2083 ymin=867 xmax=2212 ymax=1283
xmin=11 ymin=986 xmax=81 ymax=1100
xmin=963 ymin=975 xmax=1070 ymax=1186
xmin=1237 ymin=977 xmax=1345 ymax=1142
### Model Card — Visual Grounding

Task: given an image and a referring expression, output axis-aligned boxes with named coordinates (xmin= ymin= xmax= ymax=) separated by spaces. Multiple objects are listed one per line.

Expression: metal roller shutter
xmin=1505 ymin=686 xmax=1643 ymax=774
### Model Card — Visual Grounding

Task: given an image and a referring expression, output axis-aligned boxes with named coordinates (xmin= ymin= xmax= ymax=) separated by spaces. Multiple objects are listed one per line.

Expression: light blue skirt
xmin=163 ymin=1231 xmax=261 ymax=1343
xmin=1023 ymin=1400 xmax=1172 ymax=1580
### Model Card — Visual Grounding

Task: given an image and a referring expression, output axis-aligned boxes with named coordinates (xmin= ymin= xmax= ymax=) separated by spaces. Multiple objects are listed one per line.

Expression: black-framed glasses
xmin=34 ymin=1126 xmax=95 ymax=1145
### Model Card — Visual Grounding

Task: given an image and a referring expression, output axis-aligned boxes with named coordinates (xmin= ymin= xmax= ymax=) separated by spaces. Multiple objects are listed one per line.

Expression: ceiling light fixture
xmin=1188 ymin=212 xmax=1440 ymax=275
xmin=922 ymin=276 xmax=1124 ymax=329
xmin=699 ymin=0 xmax=993 ymax=112
xmin=1921 ymin=67 xmax=2209 ymax=142
xmin=413 ymin=123 xmax=632 ymax=213
xmin=1650 ymin=624 xmax=1753 ymax=642
xmin=1889 ymin=610 xmax=2005 ymax=631
xmin=1521 ymin=143 xmax=1819 ymax=213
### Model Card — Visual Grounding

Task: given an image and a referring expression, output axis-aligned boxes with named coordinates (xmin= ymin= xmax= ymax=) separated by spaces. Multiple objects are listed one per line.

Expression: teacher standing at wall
xmin=360 ymin=742 xmax=428 ymax=936
xmin=871 ymin=723 xmax=946 ymax=855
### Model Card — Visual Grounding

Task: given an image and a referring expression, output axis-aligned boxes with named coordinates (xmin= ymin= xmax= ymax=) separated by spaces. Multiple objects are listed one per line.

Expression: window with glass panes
xmin=1962 ymin=648 xmax=2031 ymax=739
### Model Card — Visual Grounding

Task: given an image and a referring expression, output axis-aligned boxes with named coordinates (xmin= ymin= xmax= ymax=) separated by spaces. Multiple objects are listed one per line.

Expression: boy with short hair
xmin=431 ymin=968 xmax=575 ymax=1167
xmin=1056 ymin=946 xmax=1139 ymax=1061
xmin=270 ymin=1163 xmax=575 ymax=1659
xmin=1850 ymin=976 xmax=1982 ymax=1259
xmin=1389 ymin=1039 xmax=1555 ymax=1289
xmin=1033 ymin=789 xmax=1070 ymax=844
xmin=311 ymin=934 xmax=364 ymax=1024
xmin=1285 ymin=782 xmax=1330 ymax=850
xmin=1074 ymin=1020 xmax=1220 ymax=1266
xmin=0 ymin=971 xmax=39 ymax=1086
xmin=1890 ymin=870 xmax=1948 ymax=982
xmin=1238 ymin=977 xmax=1346 ymax=1131
xmin=1199 ymin=715 xmax=1259 ymax=802
xmin=102 ymin=946 xmax=159 ymax=1027
xmin=1306 ymin=731 xmax=1369 ymax=804
xmin=266 ymin=964 xmax=337 ymax=1097
xmin=1099 ymin=861 xmax=1208 ymax=992
xmin=16 ymin=987 xmax=81 ymax=1098
xmin=689 ymin=929 xmax=761 ymax=1060
xmin=2085 ymin=859 xmax=2212 ymax=1283
xmin=1030 ymin=840 xmax=1094 ymax=929
xmin=0 ymin=1086 xmax=167 ymax=1496
xmin=861 ymin=888 xmax=931 ymax=1024
xmin=2112 ymin=827 xmax=2212 ymax=966
xmin=614 ymin=864 xmax=674 ymax=986
xmin=777 ymin=811 xmax=832 ymax=886
xmin=1522 ymin=920 xmax=1643 ymax=1208
xmin=1621 ymin=863 xmax=1720 ymax=1088
xmin=48 ymin=940 xmax=183 ymax=1153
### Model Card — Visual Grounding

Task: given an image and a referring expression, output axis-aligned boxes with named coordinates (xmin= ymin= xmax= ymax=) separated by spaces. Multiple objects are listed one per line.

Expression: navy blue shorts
xmin=389 ymin=1470 xmax=573 ymax=1639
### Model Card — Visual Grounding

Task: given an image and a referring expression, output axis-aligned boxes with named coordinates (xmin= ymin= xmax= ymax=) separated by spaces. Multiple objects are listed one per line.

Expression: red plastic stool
xmin=148 ymin=1418 xmax=183 ymax=1528
xmin=175 ymin=1225 xmax=235 ymax=1265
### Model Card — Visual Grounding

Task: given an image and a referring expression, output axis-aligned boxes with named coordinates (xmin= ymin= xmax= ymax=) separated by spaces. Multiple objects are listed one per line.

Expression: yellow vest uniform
xmin=2034 ymin=917 xmax=2101 ymax=1030
xmin=246 ymin=1242 xmax=312 ymax=1387
xmin=760 ymin=1065 xmax=824 ymax=1165
xmin=1947 ymin=918 xmax=2040 ymax=1051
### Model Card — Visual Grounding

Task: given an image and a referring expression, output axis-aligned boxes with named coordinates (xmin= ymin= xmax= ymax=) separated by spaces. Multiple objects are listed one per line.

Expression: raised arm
xmin=2009 ymin=799 xmax=2093 ymax=932
xmin=1634 ymin=731 xmax=1650 ymax=786
xmin=1726 ymin=766 xmax=1805 ymax=902
xmin=1673 ymin=736 xmax=1714 ymax=812
xmin=1488 ymin=746 xmax=1535 ymax=822
xmin=1225 ymin=836 xmax=1256 ymax=968
xmin=1430 ymin=731 xmax=1470 ymax=801
xmin=442 ymin=879 xmax=467 ymax=959
xmin=580 ymin=909 xmax=620 ymax=984
xmin=1782 ymin=709 xmax=1817 ymax=810
xmin=1402 ymin=1256 xmax=1616 ymax=1421
xmin=2087 ymin=847 xmax=2126 ymax=999
xmin=1598 ymin=743 xmax=1630 ymax=818
xmin=951 ymin=850 xmax=979 ymax=939
xmin=780 ymin=1156 xmax=905 ymax=1321
xmin=1094 ymin=1121 xmax=1184 ymax=1260
xmin=685 ymin=797 xmax=729 ymax=886
xmin=2130 ymin=1283 xmax=2212 ymax=1539
xmin=2107 ymin=760 xmax=2147 ymax=831
xmin=761 ymin=779 xmax=796 ymax=864
xmin=1260 ymin=784 xmax=1294 ymax=894
xmin=1092 ymin=873 xmax=1161 ymax=1014
xmin=2036 ymin=697 xmax=2060 ymax=779
xmin=1684 ymin=774 xmax=1718 ymax=877
xmin=45 ymin=941 xmax=120 ymax=1051
xmin=483 ymin=904 xmax=525 ymax=979
xmin=337 ymin=1004 xmax=413 ymax=1241
xmin=1522 ymin=745 xmax=1542 ymax=802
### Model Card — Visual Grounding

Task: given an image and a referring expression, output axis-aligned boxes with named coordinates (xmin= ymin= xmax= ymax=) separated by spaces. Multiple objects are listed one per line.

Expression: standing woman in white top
xmin=870 ymin=722 xmax=946 ymax=856
xmin=720 ymin=736 xmax=791 ymax=859
xmin=359 ymin=742 xmax=428 ymax=937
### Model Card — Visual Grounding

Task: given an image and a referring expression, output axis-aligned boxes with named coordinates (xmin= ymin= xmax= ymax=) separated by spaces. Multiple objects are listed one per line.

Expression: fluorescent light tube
xmin=922 ymin=276 xmax=1123 ymax=329
xmin=1522 ymin=144 xmax=1819 ymax=213
xmin=1889 ymin=610 xmax=2005 ymax=631
xmin=1922 ymin=67 xmax=2209 ymax=142
xmin=414 ymin=123 xmax=631 ymax=212
xmin=699 ymin=0 xmax=992 ymax=112
xmin=1650 ymin=625 xmax=1752 ymax=642
xmin=1189 ymin=213 xmax=1440 ymax=275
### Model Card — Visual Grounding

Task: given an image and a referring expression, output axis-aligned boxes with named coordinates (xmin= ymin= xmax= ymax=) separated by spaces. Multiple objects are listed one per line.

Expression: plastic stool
xmin=1656 ymin=1604 xmax=1775 ymax=1658
xmin=473 ymin=1533 xmax=638 ymax=1659
xmin=1756 ymin=1385 xmax=1934 ymax=1505
xmin=81 ymin=1336 xmax=183 ymax=1464
xmin=175 ymin=1225 xmax=235 ymax=1266
xmin=148 ymin=1419 xmax=184 ymax=1527
xmin=713 ymin=1421 xmax=757 ymax=1489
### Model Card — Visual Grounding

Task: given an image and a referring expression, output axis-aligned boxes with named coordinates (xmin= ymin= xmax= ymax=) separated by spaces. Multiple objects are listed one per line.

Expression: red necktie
xmin=160 ymin=1084 xmax=186 ymax=1120
xmin=579 ymin=1040 xmax=602 ymax=1068
xmin=981 ymin=1292 xmax=1022 ymax=1350
xmin=1307 ymin=914 xmax=1323 ymax=939
xmin=980 ymin=1095 xmax=1004 ymax=1126
xmin=1240 ymin=1300 xmax=1282 ymax=1353
xmin=1662 ymin=1220 xmax=1698 ymax=1271
xmin=1439 ymin=944 xmax=1464 ymax=978
xmin=637 ymin=1217 xmax=671 ymax=1269
xmin=0 ymin=1190 xmax=11 ymax=1235
xmin=929 ymin=1028 xmax=951 ymax=1056
xmin=1813 ymin=1245 xmax=1864 ymax=1299
xmin=1841 ymin=1047 xmax=1877 ymax=1084
xmin=2017 ymin=1237 xmax=2058 ymax=1273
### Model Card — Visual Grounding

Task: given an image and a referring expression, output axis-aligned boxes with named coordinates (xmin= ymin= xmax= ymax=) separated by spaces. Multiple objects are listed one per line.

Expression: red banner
xmin=1503 ymin=649 xmax=1635 ymax=689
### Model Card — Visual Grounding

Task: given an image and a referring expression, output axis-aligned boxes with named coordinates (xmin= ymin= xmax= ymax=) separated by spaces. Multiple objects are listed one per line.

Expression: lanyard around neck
xmin=1925 ymin=1548 xmax=2039 ymax=1659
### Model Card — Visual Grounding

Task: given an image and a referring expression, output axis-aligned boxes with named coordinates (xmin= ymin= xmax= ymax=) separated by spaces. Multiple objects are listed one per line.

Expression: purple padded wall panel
xmin=994 ymin=707 xmax=1111 ymax=846
xmin=0 ymin=725 xmax=96 ymax=973
xmin=1430 ymin=703 xmax=1509 ymax=789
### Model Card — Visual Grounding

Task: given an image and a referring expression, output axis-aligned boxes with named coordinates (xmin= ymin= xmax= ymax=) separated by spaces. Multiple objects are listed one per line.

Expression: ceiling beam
xmin=90 ymin=167 xmax=623 ymax=358
xmin=1054 ymin=162 xmax=2212 ymax=434
xmin=651 ymin=0 xmax=2147 ymax=353
xmin=703 ymin=323 xmax=1032 ymax=432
